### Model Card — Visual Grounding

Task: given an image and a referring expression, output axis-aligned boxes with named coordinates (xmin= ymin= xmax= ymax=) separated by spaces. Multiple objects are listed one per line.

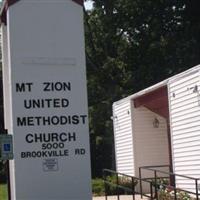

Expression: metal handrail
xmin=139 ymin=165 xmax=200 ymax=200
xmin=141 ymin=165 xmax=200 ymax=180
xmin=103 ymin=169 xmax=154 ymax=200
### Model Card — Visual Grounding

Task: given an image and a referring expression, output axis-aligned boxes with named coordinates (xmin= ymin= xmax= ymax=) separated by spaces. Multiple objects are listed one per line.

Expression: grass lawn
xmin=0 ymin=184 xmax=8 ymax=200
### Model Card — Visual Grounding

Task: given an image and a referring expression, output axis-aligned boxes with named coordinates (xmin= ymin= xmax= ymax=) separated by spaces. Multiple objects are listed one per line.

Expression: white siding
xmin=133 ymin=106 xmax=169 ymax=177
xmin=169 ymin=71 xmax=200 ymax=192
xmin=113 ymin=100 xmax=134 ymax=176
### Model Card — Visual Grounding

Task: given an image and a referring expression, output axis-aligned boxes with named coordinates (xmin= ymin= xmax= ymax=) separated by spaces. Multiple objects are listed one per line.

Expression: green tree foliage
xmin=84 ymin=0 xmax=200 ymax=177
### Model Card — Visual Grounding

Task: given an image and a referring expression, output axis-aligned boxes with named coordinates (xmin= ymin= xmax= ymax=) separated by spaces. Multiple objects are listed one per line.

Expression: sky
xmin=84 ymin=0 xmax=93 ymax=10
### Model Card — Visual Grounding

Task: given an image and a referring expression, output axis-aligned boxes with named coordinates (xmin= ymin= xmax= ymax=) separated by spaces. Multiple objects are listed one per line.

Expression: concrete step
xmin=93 ymin=195 xmax=149 ymax=200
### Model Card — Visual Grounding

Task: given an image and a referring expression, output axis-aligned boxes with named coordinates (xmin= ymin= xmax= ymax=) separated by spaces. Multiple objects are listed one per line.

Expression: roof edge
xmin=0 ymin=0 xmax=83 ymax=25
xmin=72 ymin=0 xmax=84 ymax=6
xmin=113 ymin=64 xmax=200 ymax=105
xmin=113 ymin=80 xmax=169 ymax=106
xmin=0 ymin=0 xmax=20 ymax=25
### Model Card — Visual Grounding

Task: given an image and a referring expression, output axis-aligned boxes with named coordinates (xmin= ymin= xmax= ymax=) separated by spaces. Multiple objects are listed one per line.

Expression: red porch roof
xmin=134 ymin=86 xmax=169 ymax=119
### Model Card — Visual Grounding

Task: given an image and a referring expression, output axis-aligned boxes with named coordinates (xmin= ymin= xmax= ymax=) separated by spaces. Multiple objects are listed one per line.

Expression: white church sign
xmin=1 ymin=0 xmax=92 ymax=199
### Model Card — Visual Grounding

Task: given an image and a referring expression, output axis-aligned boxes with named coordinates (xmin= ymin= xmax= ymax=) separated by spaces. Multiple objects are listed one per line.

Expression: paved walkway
xmin=93 ymin=195 xmax=148 ymax=200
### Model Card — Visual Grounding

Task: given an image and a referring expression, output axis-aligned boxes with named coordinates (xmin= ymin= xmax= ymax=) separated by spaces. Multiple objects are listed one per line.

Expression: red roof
xmin=134 ymin=86 xmax=169 ymax=119
xmin=0 ymin=0 xmax=83 ymax=25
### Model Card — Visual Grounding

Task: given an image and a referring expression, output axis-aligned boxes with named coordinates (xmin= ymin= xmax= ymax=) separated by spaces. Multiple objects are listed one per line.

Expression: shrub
xmin=105 ymin=175 xmax=138 ymax=195
xmin=92 ymin=178 xmax=105 ymax=196
xmin=177 ymin=191 xmax=192 ymax=200
xmin=119 ymin=176 xmax=138 ymax=190
xmin=158 ymin=188 xmax=194 ymax=200
xmin=92 ymin=175 xmax=138 ymax=196
xmin=151 ymin=178 xmax=194 ymax=200
xmin=151 ymin=178 xmax=170 ymax=190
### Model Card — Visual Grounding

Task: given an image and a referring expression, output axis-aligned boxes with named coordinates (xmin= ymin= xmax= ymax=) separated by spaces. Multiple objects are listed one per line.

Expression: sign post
xmin=1 ymin=0 xmax=92 ymax=199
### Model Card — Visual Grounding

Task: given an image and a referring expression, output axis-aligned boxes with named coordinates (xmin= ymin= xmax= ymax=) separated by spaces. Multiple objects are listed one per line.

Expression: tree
xmin=84 ymin=0 xmax=200 ymax=178
xmin=84 ymin=0 xmax=132 ymax=177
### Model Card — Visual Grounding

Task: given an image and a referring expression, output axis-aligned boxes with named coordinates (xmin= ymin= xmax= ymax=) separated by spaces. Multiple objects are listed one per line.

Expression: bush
xmin=158 ymin=188 xmax=194 ymax=200
xmin=151 ymin=178 xmax=194 ymax=200
xmin=151 ymin=178 xmax=170 ymax=190
xmin=92 ymin=175 xmax=138 ymax=196
xmin=92 ymin=178 xmax=105 ymax=196
xmin=119 ymin=176 xmax=138 ymax=189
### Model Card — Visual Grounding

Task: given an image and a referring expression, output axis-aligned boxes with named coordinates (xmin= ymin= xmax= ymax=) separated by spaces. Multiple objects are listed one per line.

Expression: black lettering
xmin=17 ymin=115 xmax=87 ymax=126
xmin=43 ymin=82 xmax=51 ymax=91
xmin=51 ymin=116 xmax=59 ymax=125
xmin=51 ymin=133 xmax=59 ymax=142
xmin=45 ymin=99 xmax=52 ymax=108
xmin=16 ymin=83 xmax=33 ymax=92
xmin=26 ymin=134 xmax=34 ymax=143
xmin=68 ymin=132 xmax=76 ymax=141
xmin=24 ymin=99 xmax=31 ymax=109
xmin=27 ymin=117 xmax=34 ymax=126
xmin=72 ymin=115 xmax=79 ymax=124
xmin=62 ymin=99 xmax=69 ymax=107
xmin=42 ymin=151 xmax=47 ymax=157
xmin=55 ymin=82 xmax=62 ymax=91
xmin=32 ymin=151 xmax=37 ymax=157
xmin=53 ymin=99 xmax=60 ymax=107
xmin=27 ymin=152 xmax=31 ymax=157
xmin=80 ymin=115 xmax=87 ymax=124
xmin=43 ymin=82 xmax=71 ymax=92
xmin=21 ymin=149 xmax=69 ymax=158
xmin=43 ymin=134 xmax=51 ymax=143
xmin=59 ymin=143 xmax=65 ymax=148
xmin=60 ymin=116 xmax=68 ymax=125
xmin=42 ymin=116 xmax=51 ymax=126
xmin=17 ymin=117 xmax=27 ymax=126
xmin=34 ymin=134 xmax=43 ymax=143
xmin=63 ymin=82 xmax=71 ymax=91
xmin=60 ymin=133 xmax=67 ymax=142
xmin=25 ymin=132 xmax=76 ymax=143
xmin=21 ymin=152 xmax=26 ymax=158
xmin=64 ymin=149 xmax=69 ymax=156
xmin=24 ymin=98 xmax=69 ymax=109
xmin=48 ymin=151 xmax=54 ymax=157
xmin=67 ymin=116 xmax=71 ymax=124
xmin=32 ymin=99 xmax=41 ymax=108
xmin=75 ymin=148 xmax=86 ymax=155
